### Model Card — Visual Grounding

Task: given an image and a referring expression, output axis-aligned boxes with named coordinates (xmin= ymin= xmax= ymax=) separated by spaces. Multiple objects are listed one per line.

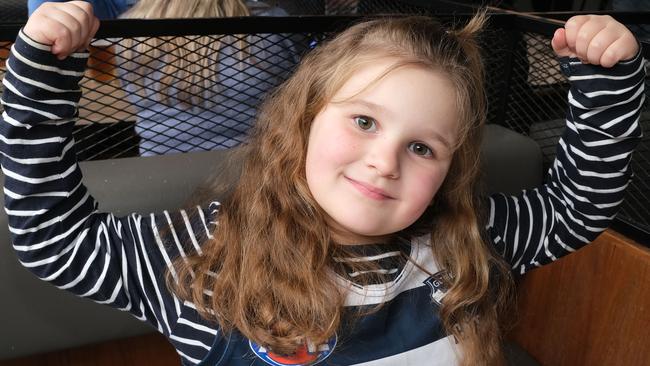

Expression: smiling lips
xmin=346 ymin=177 xmax=394 ymax=200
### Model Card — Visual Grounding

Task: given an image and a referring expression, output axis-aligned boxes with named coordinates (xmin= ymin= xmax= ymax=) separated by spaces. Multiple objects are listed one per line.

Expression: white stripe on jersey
xmin=350 ymin=336 xmax=459 ymax=366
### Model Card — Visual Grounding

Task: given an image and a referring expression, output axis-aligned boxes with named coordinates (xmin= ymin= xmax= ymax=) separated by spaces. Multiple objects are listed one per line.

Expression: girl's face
xmin=305 ymin=59 xmax=459 ymax=244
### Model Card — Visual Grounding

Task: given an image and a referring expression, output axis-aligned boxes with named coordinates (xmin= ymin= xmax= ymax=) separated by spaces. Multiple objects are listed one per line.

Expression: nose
xmin=365 ymin=137 xmax=400 ymax=179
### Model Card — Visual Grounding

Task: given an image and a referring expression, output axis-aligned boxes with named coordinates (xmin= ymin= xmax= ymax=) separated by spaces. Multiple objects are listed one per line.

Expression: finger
xmin=23 ymin=14 xmax=63 ymax=46
xmin=62 ymin=2 xmax=96 ymax=51
xmin=48 ymin=2 xmax=97 ymax=56
xmin=563 ymin=15 xmax=590 ymax=52
xmin=23 ymin=3 xmax=74 ymax=46
xmin=614 ymin=28 xmax=639 ymax=61
xmin=600 ymin=36 xmax=635 ymax=68
xmin=68 ymin=0 xmax=95 ymax=14
xmin=45 ymin=10 xmax=85 ymax=57
xmin=60 ymin=4 xmax=95 ymax=49
xmin=85 ymin=17 xmax=101 ymax=50
xmin=42 ymin=18 xmax=75 ymax=59
xmin=551 ymin=28 xmax=572 ymax=57
xmin=573 ymin=18 xmax=605 ymax=62
xmin=586 ymin=26 xmax=620 ymax=65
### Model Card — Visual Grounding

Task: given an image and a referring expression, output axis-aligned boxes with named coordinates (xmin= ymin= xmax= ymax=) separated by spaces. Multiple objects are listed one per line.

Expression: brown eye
xmin=354 ymin=116 xmax=376 ymax=131
xmin=409 ymin=142 xmax=433 ymax=157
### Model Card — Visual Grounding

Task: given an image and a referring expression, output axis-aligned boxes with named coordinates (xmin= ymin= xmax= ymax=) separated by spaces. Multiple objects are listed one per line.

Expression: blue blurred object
xmin=27 ymin=0 xmax=136 ymax=19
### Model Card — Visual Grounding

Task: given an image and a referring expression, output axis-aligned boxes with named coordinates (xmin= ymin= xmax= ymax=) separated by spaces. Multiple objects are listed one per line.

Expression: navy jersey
xmin=1 ymin=30 xmax=645 ymax=365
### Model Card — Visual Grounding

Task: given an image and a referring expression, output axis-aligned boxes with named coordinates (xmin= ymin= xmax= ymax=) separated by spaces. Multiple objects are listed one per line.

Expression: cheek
xmin=307 ymin=126 xmax=358 ymax=174
xmin=409 ymin=166 xmax=450 ymax=210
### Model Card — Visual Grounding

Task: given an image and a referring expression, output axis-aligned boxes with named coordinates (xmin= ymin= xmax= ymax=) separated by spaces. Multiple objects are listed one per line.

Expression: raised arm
xmin=487 ymin=15 xmax=645 ymax=274
xmin=1 ymin=2 xmax=208 ymax=336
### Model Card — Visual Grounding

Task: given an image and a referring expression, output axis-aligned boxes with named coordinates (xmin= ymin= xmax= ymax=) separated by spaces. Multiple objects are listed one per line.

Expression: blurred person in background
xmin=28 ymin=0 xmax=136 ymax=19
xmin=117 ymin=0 xmax=298 ymax=155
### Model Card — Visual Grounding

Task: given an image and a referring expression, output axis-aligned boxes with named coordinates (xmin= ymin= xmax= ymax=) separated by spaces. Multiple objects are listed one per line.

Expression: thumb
xmin=551 ymin=28 xmax=572 ymax=58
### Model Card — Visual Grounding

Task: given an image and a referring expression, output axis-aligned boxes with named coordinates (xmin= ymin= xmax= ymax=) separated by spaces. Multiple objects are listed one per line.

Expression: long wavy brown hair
xmin=119 ymin=0 xmax=251 ymax=106
xmin=171 ymin=13 xmax=514 ymax=365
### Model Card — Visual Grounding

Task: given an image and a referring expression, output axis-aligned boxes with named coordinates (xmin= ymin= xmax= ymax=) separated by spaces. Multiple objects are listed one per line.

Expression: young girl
xmin=117 ymin=0 xmax=297 ymax=156
xmin=1 ymin=2 xmax=644 ymax=365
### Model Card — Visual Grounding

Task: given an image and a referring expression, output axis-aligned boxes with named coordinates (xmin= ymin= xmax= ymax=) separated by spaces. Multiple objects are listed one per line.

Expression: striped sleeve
xmin=487 ymin=50 xmax=646 ymax=275
xmin=0 ymin=30 xmax=205 ymax=336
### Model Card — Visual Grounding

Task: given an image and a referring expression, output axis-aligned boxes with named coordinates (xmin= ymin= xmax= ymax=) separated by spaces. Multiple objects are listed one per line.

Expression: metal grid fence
xmin=481 ymin=24 xmax=650 ymax=239
xmin=76 ymin=32 xmax=299 ymax=157
xmin=0 ymin=1 xmax=648 ymax=238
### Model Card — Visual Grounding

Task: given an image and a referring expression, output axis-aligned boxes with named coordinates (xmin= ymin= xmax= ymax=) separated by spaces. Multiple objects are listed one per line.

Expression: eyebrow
xmin=338 ymin=98 xmax=388 ymax=115
xmin=422 ymin=128 xmax=454 ymax=150
xmin=340 ymin=99 xmax=454 ymax=150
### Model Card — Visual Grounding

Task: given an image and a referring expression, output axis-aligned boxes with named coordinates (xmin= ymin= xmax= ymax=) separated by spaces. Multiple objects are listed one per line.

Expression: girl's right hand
xmin=23 ymin=1 xmax=100 ymax=60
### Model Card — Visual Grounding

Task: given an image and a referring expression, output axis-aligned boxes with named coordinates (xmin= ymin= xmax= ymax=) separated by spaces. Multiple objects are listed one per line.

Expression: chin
xmin=342 ymin=225 xmax=393 ymax=242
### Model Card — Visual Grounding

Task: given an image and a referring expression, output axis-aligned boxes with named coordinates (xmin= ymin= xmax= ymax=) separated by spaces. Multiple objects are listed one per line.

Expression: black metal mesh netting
xmin=75 ymin=33 xmax=301 ymax=158
xmin=0 ymin=0 xmax=648 ymax=233
xmin=480 ymin=28 xmax=650 ymax=235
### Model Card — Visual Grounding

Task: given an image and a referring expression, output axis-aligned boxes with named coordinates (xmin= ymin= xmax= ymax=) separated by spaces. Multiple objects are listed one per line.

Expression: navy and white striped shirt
xmin=1 ymin=30 xmax=645 ymax=365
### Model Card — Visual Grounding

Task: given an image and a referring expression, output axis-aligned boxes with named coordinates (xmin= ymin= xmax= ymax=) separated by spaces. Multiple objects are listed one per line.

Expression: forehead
xmin=330 ymin=59 xmax=459 ymax=135
xmin=332 ymin=59 xmax=454 ymax=101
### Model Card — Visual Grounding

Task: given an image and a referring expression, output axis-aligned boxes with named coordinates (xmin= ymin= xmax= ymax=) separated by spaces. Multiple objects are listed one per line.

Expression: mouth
xmin=345 ymin=177 xmax=394 ymax=200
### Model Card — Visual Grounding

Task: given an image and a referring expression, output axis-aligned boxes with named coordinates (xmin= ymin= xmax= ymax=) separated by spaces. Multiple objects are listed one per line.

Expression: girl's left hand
xmin=551 ymin=15 xmax=638 ymax=68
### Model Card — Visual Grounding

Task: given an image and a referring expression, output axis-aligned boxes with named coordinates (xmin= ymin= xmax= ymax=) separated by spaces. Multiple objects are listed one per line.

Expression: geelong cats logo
xmin=423 ymin=270 xmax=450 ymax=305
xmin=249 ymin=335 xmax=337 ymax=366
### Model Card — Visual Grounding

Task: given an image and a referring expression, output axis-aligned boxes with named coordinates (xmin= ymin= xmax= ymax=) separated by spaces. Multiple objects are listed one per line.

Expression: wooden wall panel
xmin=0 ymin=333 xmax=179 ymax=366
xmin=510 ymin=230 xmax=650 ymax=366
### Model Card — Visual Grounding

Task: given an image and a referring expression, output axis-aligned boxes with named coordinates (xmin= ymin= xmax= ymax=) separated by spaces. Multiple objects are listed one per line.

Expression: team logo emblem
xmin=424 ymin=270 xmax=450 ymax=305
xmin=249 ymin=334 xmax=337 ymax=366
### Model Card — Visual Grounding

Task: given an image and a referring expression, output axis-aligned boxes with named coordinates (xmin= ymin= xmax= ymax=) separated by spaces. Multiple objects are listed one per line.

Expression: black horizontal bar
xmin=0 ymin=11 xmax=566 ymax=41
xmin=0 ymin=11 xmax=580 ymax=42
xmin=529 ymin=11 xmax=650 ymax=24
xmin=487 ymin=7 xmax=565 ymax=34
xmin=97 ymin=15 xmax=365 ymax=38
xmin=93 ymin=13 xmax=525 ymax=38
xmin=0 ymin=22 xmax=23 ymax=40
xmin=0 ymin=16 xmax=364 ymax=41
xmin=399 ymin=0 xmax=481 ymax=13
